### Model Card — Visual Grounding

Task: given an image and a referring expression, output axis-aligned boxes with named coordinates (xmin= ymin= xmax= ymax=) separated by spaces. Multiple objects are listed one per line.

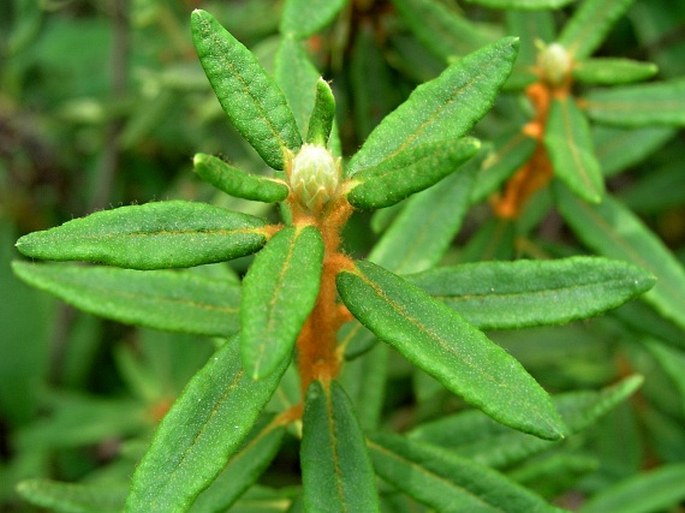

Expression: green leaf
xmin=336 ymin=260 xmax=566 ymax=440
xmin=301 ymin=380 xmax=381 ymax=513
xmin=191 ymin=9 xmax=301 ymax=170
xmin=557 ymin=0 xmax=635 ymax=60
xmin=347 ymin=37 xmax=518 ymax=176
xmin=409 ymin=375 xmax=643 ymax=469
xmin=573 ymin=58 xmax=658 ymax=85
xmin=583 ymin=78 xmax=685 ymax=126
xmin=306 ymin=77 xmax=335 ymax=146
xmin=466 ymin=0 xmax=574 ymax=8
xmin=593 ymin=125 xmax=676 ymax=177
xmin=17 ymin=479 xmax=127 ymax=513
xmin=12 ymin=262 xmax=241 ymax=337
xmin=346 ymin=138 xmax=479 ymax=209
xmin=556 ymin=187 xmax=685 ymax=331
xmin=580 ymin=463 xmax=685 ymax=513
xmin=470 ymin=130 xmax=537 ymax=203
xmin=368 ymin=433 xmax=563 ymax=513
xmin=544 ymin=96 xmax=604 ymax=203
xmin=368 ymin=159 xmax=478 ymax=274
xmin=280 ymin=0 xmax=347 ymax=39
xmin=644 ymin=340 xmax=685 ymax=415
xmin=241 ymin=225 xmax=324 ymax=379
xmin=408 ymin=256 xmax=655 ymax=330
xmin=510 ymin=453 xmax=598 ymax=499
xmin=189 ymin=419 xmax=285 ymax=513
xmin=125 ymin=339 xmax=287 ymax=513
xmin=193 ymin=153 xmax=289 ymax=203
xmin=15 ymin=201 xmax=269 ymax=270
xmin=391 ymin=0 xmax=496 ymax=61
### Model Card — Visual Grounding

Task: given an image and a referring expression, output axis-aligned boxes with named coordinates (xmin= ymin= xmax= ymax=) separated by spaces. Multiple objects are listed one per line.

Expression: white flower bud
xmin=538 ymin=43 xmax=572 ymax=86
xmin=289 ymin=143 xmax=340 ymax=213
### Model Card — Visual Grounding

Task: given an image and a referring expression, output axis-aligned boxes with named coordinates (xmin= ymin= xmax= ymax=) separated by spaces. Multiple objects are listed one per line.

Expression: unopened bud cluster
xmin=289 ymin=144 xmax=341 ymax=214
xmin=537 ymin=42 xmax=573 ymax=87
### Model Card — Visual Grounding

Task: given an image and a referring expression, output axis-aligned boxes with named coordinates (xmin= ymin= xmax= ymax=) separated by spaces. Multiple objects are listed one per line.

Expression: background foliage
xmin=2 ymin=0 xmax=685 ymax=511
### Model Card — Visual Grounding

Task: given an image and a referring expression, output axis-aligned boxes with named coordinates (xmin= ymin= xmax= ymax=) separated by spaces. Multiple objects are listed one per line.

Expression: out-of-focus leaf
xmin=619 ymin=159 xmax=685 ymax=213
xmin=16 ymin=479 xmax=127 ymax=513
xmin=368 ymin=433 xmax=564 ymax=513
xmin=505 ymin=10 xmax=555 ymax=83
xmin=346 ymin=138 xmax=479 ymax=209
xmin=391 ymin=0 xmax=496 ymax=61
xmin=280 ymin=0 xmax=347 ymax=39
xmin=13 ymin=262 xmax=241 ymax=337
xmin=191 ymin=9 xmax=301 ymax=170
xmin=468 ymin=0 xmax=573 ymax=7
xmin=301 ymin=381 xmax=380 ymax=513
xmin=557 ymin=0 xmax=635 ymax=60
xmin=644 ymin=340 xmax=685 ymax=415
xmin=193 ymin=153 xmax=289 ymax=203
xmin=241 ymin=226 xmax=323 ymax=379
xmin=408 ymin=257 xmax=654 ymax=329
xmin=337 ymin=261 xmax=566 ymax=440
xmin=15 ymin=201 xmax=270 ymax=269
xmin=409 ymin=375 xmax=643 ymax=468
xmin=125 ymin=339 xmax=287 ymax=513
xmin=583 ymin=79 xmax=685 ymax=126
xmin=580 ymin=463 xmax=685 ymax=513
xmin=593 ymin=125 xmax=675 ymax=177
xmin=556 ymin=186 xmax=685 ymax=331
xmin=347 ymin=37 xmax=518 ymax=175
xmin=369 ymin=159 xmax=478 ymax=274
xmin=189 ymin=419 xmax=286 ymax=512
xmin=510 ymin=453 xmax=598 ymax=499
xmin=544 ymin=96 xmax=604 ymax=203
xmin=573 ymin=58 xmax=658 ymax=85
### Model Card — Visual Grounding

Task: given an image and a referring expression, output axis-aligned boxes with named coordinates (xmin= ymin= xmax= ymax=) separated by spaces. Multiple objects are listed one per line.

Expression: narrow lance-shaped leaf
xmin=408 ymin=256 xmax=655 ymax=330
xmin=368 ymin=433 xmax=564 ymax=513
xmin=580 ymin=463 xmax=685 ymax=513
xmin=391 ymin=0 xmax=496 ymax=62
xmin=306 ymin=77 xmax=335 ymax=146
xmin=301 ymin=380 xmax=381 ymax=513
xmin=12 ymin=262 xmax=241 ymax=337
xmin=336 ymin=260 xmax=566 ymax=440
xmin=346 ymin=138 xmax=479 ymax=209
xmin=191 ymin=9 xmax=301 ymax=170
xmin=347 ymin=36 xmax=518 ymax=176
xmin=544 ymin=96 xmax=604 ymax=204
xmin=409 ymin=375 xmax=643 ymax=469
xmin=189 ymin=418 xmax=285 ymax=513
xmin=369 ymin=157 xmax=479 ymax=274
xmin=17 ymin=479 xmax=127 ymax=513
xmin=241 ymin=225 xmax=324 ymax=379
xmin=557 ymin=0 xmax=635 ymax=60
xmin=582 ymin=78 xmax=685 ymax=126
xmin=125 ymin=338 xmax=287 ymax=513
xmin=193 ymin=153 xmax=289 ymax=203
xmin=573 ymin=58 xmax=658 ymax=85
xmin=15 ymin=201 xmax=270 ymax=269
xmin=280 ymin=0 xmax=347 ymax=39
xmin=556 ymin=186 xmax=685 ymax=331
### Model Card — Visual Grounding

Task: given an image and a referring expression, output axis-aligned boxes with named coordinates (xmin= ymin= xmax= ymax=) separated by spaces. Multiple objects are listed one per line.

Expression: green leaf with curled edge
xmin=241 ymin=225 xmax=324 ymax=379
xmin=191 ymin=9 xmax=301 ymax=170
xmin=407 ymin=256 xmax=655 ymax=330
xmin=336 ymin=260 xmax=566 ymax=440
xmin=15 ymin=201 xmax=270 ymax=270
xmin=193 ymin=153 xmax=289 ymax=203
xmin=556 ymin=186 xmax=685 ymax=331
xmin=124 ymin=338 xmax=287 ymax=513
xmin=557 ymin=0 xmax=635 ymax=60
xmin=12 ymin=262 xmax=241 ymax=337
xmin=368 ymin=432 xmax=565 ymax=513
xmin=583 ymin=78 xmax=685 ymax=126
xmin=347 ymin=36 xmax=518 ymax=176
xmin=306 ymin=77 xmax=335 ymax=146
xmin=573 ymin=58 xmax=658 ymax=85
xmin=346 ymin=138 xmax=479 ymax=210
xmin=544 ymin=96 xmax=604 ymax=204
xmin=301 ymin=380 xmax=381 ymax=513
